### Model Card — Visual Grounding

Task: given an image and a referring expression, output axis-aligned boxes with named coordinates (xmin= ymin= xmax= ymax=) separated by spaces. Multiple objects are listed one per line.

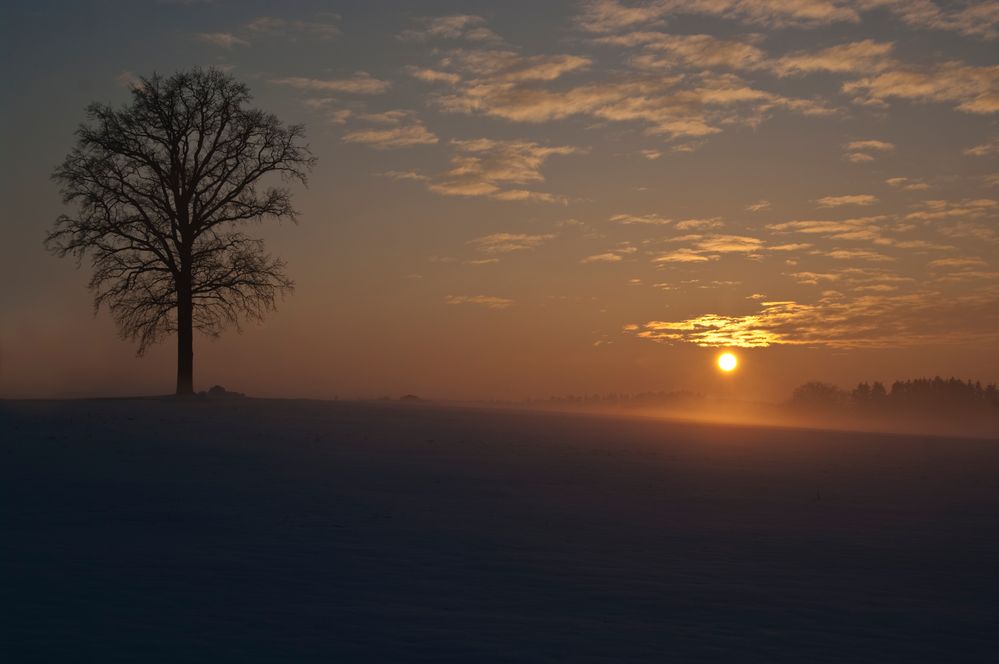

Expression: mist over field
xmin=520 ymin=376 xmax=999 ymax=439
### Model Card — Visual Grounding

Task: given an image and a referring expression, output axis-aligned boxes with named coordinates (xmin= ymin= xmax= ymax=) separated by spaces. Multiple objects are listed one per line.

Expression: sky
xmin=1 ymin=0 xmax=998 ymax=400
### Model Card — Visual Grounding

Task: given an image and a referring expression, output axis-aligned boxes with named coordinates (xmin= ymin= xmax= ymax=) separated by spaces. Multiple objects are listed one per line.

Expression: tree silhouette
xmin=47 ymin=69 xmax=315 ymax=395
xmin=789 ymin=377 xmax=999 ymax=423
xmin=789 ymin=381 xmax=848 ymax=412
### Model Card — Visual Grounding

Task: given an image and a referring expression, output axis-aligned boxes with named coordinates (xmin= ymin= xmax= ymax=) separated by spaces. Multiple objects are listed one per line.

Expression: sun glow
xmin=717 ymin=352 xmax=738 ymax=372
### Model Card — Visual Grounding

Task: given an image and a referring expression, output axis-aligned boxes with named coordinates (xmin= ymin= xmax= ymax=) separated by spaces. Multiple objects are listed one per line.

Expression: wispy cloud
xmin=424 ymin=45 xmax=833 ymax=144
xmin=626 ymin=289 xmax=999 ymax=349
xmin=468 ymin=233 xmax=555 ymax=254
xmin=843 ymin=138 xmax=894 ymax=163
xmin=599 ymin=32 xmax=768 ymax=72
xmin=581 ymin=252 xmax=624 ymax=263
xmin=772 ymin=40 xmax=895 ymax=76
xmin=246 ymin=16 xmax=341 ymax=39
xmin=846 ymin=139 xmax=894 ymax=152
xmin=270 ymin=72 xmax=391 ymax=94
xmin=844 ymin=61 xmax=999 ymax=115
xmin=610 ymin=213 xmax=672 ymax=225
xmin=342 ymin=111 xmax=438 ymax=149
xmin=928 ymin=257 xmax=987 ymax=269
xmin=343 ymin=124 xmax=438 ymax=149
xmin=653 ymin=234 xmax=763 ymax=263
xmin=881 ymin=0 xmax=999 ymax=40
xmin=576 ymin=0 xmax=862 ymax=33
xmin=824 ymin=248 xmax=895 ymax=262
xmin=194 ymin=32 xmax=248 ymax=48
xmin=577 ymin=1 xmax=999 ymax=38
xmin=964 ymin=136 xmax=999 ymax=157
xmin=399 ymin=15 xmax=501 ymax=43
xmin=885 ymin=177 xmax=929 ymax=191
xmin=675 ymin=217 xmax=724 ymax=230
xmin=905 ymin=198 xmax=997 ymax=221
xmin=406 ymin=67 xmax=462 ymax=85
xmin=816 ymin=194 xmax=879 ymax=207
xmin=391 ymin=138 xmax=582 ymax=204
xmin=445 ymin=294 xmax=514 ymax=309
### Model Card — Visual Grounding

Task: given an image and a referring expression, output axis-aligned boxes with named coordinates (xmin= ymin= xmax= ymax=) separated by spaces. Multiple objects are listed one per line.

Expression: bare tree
xmin=47 ymin=68 xmax=315 ymax=395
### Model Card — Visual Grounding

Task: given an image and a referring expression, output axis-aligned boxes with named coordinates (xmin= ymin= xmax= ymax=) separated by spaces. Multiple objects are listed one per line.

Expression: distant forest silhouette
xmin=536 ymin=377 xmax=999 ymax=426
xmin=790 ymin=378 xmax=999 ymax=417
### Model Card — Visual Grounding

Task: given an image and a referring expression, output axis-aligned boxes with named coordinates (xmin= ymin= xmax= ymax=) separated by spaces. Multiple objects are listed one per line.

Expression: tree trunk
xmin=176 ymin=273 xmax=194 ymax=396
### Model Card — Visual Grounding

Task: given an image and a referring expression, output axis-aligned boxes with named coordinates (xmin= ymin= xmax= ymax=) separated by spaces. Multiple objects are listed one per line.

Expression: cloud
xmin=905 ymin=198 xmax=998 ymax=221
xmin=270 ymin=72 xmax=391 ymax=94
xmin=575 ymin=0 xmax=862 ymax=33
xmin=824 ymin=249 xmax=895 ymax=262
xmin=380 ymin=170 xmax=429 ymax=182
xmin=846 ymin=139 xmax=894 ymax=152
xmin=964 ymin=136 xmax=999 ymax=157
xmin=874 ymin=0 xmax=999 ymax=40
xmin=653 ymin=248 xmax=716 ymax=263
xmin=246 ymin=16 xmax=341 ymax=39
xmin=426 ymin=45 xmax=833 ymax=142
xmin=928 ymin=257 xmax=987 ymax=269
xmin=844 ymin=139 xmax=894 ymax=161
xmin=194 ymin=32 xmax=248 ymax=48
xmin=772 ymin=40 xmax=895 ymax=76
xmin=816 ymin=194 xmax=879 ymax=207
xmin=406 ymin=67 xmax=462 ymax=85
xmin=610 ymin=213 xmax=672 ymax=225
xmin=399 ymin=15 xmax=501 ymax=42
xmin=116 ymin=71 xmax=140 ymax=88
xmin=885 ymin=177 xmax=929 ymax=191
xmin=581 ymin=252 xmax=624 ymax=263
xmin=577 ymin=1 xmax=999 ymax=38
xmin=445 ymin=294 xmax=514 ymax=309
xmin=599 ymin=32 xmax=769 ymax=72
xmin=675 ymin=217 xmax=724 ymax=230
xmin=357 ymin=111 xmax=411 ymax=124
xmin=342 ymin=123 xmax=438 ymax=149
xmin=468 ymin=233 xmax=555 ymax=254
xmin=746 ymin=200 xmax=771 ymax=212
xmin=626 ymin=289 xmax=999 ymax=349
xmin=843 ymin=61 xmax=999 ymax=114
xmin=696 ymin=234 xmax=763 ymax=253
xmin=490 ymin=189 xmax=570 ymax=203
xmin=653 ymin=234 xmax=763 ymax=263
xmin=574 ymin=0 xmax=673 ymax=33
xmin=768 ymin=216 xmax=887 ymax=235
xmin=765 ymin=215 xmax=940 ymax=250
xmin=789 ymin=267 xmax=915 ymax=287
xmin=937 ymin=221 xmax=999 ymax=243
xmin=340 ymin=111 xmax=439 ymax=148
xmin=401 ymin=138 xmax=582 ymax=204
xmin=434 ymin=50 xmax=593 ymax=83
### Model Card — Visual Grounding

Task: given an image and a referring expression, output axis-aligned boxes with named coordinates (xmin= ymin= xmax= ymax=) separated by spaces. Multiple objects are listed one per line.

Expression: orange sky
xmin=1 ymin=0 xmax=998 ymax=399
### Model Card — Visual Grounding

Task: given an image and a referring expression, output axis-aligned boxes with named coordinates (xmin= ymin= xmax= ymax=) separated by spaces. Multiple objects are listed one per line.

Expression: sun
xmin=717 ymin=352 xmax=738 ymax=372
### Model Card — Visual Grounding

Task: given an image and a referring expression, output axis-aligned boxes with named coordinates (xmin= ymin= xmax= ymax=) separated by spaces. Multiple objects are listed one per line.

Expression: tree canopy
xmin=47 ymin=68 xmax=315 ymax=393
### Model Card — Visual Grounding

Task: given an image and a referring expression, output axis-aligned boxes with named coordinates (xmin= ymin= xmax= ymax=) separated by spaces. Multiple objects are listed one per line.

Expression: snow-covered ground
xmin=3 ymin=398 xmax=998 ymax=662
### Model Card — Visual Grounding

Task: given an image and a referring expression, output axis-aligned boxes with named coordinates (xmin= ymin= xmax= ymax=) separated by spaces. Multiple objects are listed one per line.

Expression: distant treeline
xmin=789 ymin=377 xmax=999 ymax=416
